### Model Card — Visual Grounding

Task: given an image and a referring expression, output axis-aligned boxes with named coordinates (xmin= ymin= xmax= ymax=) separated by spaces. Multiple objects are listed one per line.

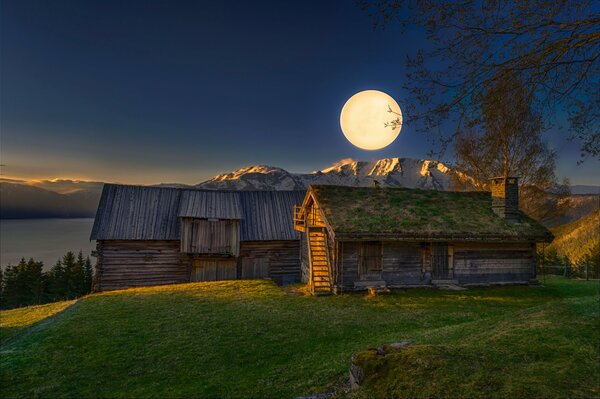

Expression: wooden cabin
xmin=90 ymin=184 xmax=304 ymax=291
xmin=293 ymin=178 xmax=554 ymax=295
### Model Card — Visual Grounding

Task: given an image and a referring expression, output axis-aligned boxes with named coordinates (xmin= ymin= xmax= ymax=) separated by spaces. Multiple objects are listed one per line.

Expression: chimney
xmin=490 ymin=176 xmax=520 ymax=224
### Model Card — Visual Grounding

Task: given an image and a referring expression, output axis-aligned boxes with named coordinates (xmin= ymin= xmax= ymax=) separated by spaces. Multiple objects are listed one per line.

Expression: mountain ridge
xmin=1 ymin=158 xmax=598 ymax=223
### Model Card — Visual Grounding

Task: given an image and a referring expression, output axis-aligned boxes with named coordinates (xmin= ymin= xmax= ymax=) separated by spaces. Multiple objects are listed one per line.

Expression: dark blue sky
xmin=1 ymin=0 xmax=597 ymax=184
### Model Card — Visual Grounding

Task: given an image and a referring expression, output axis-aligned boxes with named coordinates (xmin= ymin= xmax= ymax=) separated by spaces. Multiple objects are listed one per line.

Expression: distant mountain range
xmin=197 ymin=158 xmax=476 ymax=191
xmin=1 ymin=158 xmax=598 ymax=220
xmin=0 ymin=182 xmax=103 ymax=219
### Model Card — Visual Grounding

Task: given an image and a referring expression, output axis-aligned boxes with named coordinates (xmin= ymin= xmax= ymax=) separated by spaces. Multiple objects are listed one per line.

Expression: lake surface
xmin=1 ymin=218 xmax=96 ymax=270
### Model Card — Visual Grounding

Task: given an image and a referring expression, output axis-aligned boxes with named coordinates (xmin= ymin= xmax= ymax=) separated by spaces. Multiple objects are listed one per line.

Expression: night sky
xmin=2 ymin=0 xmax=597 ymax=185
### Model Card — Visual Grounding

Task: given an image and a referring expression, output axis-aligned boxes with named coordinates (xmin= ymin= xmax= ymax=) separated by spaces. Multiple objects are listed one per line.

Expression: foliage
xmin=0 ymin=251 xmax=93 ymax=310
xmin=0 ymin=278 xmax=598 ymax=398
xmin=360 ymin=0 xmax=600 ymax=159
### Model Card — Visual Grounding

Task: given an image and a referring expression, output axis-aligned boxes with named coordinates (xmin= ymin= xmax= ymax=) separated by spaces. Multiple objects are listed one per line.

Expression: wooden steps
xmin=308 ymin=227 xmax=332 ymax=295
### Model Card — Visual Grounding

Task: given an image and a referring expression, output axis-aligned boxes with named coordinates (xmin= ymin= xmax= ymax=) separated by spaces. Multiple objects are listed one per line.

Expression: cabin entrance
xmin=358 ymin=241 xmax=383 ymax=280
xmin=431 ymin=243 xmax=450 ymax=279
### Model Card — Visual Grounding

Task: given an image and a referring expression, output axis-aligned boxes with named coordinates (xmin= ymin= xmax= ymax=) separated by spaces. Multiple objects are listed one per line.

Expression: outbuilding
xmin=90 ymin=184 xmax=304 ymax=291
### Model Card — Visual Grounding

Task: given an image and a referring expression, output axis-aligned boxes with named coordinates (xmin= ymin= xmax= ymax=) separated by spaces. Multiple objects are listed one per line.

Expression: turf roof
xmin=310 ymin=185 xmax=552 ymax=242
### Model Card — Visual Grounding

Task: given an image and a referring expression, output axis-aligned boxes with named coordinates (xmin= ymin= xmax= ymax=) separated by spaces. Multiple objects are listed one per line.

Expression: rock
xmin=388 ymin=341 xmax=412 ymax=349
xmin=349 ymin=357 xmax=364 ymax=389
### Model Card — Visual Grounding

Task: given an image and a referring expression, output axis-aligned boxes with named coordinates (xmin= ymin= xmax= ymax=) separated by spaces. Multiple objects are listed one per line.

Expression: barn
xmin=90 ymin=184 xmax=304 ymax=291
xmin=293 ymin=177 xmax=554 ymax=294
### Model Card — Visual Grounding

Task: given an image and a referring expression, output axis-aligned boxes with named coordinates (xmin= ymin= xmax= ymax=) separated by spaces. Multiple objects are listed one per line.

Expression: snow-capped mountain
xmin=198 ymin=165 xmax=306 ymax=190
xmin=196 ymin=158 xmax=476 ymax=191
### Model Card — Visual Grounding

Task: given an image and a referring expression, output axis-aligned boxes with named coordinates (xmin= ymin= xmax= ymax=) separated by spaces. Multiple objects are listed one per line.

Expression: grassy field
xmin=1 ymin=277 xmax=598 ymax=398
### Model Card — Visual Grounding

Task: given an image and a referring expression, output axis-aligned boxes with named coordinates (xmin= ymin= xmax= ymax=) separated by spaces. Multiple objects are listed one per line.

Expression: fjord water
xmin=1 ymin=218 xmax=96 ymax=270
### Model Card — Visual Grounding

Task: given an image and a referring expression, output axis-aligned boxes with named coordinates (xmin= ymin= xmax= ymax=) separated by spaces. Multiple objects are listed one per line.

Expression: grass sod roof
xmin=310 ymin=185 xmax=552 ymax=242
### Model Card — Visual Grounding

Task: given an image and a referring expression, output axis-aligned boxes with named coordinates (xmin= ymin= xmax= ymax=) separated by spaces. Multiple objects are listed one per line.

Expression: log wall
xmin=95 ymin=240 xmax=189 ymax=291
xmin=238 ymin=240 xmax=301 ymax=285
xmin=300 ymin=232 xmax=310 ymax=283
xmin=453 ymin=242 xmax=535 ymax=284
xmin=336 ymin=240 xmax=535 ymax=291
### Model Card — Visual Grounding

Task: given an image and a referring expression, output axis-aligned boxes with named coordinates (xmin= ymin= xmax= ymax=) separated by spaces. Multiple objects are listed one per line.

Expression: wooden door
xmin=241 ymin=257 xmax=270 ymax=279
xmin=432 ymin=244 xmax=449 ymax=279
xmin=191 ymin=258 xmax=237 ymax=282
xmin=359 ymin=242 xmax=383 ymax=280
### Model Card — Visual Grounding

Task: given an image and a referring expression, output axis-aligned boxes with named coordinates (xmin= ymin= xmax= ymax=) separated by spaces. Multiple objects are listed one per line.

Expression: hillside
xmin=0 ymin=183 xmax=102 ymax=219
xmin=548 ymin=209 xmax=600 ymax=264
xmin=1 ymin=279 xmax=598 ymax=398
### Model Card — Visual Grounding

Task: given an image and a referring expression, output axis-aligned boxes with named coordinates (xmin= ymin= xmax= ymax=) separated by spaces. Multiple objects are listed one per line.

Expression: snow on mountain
xmin=196 ymin=158 xmax=474 ymax=191
xmin=198 ymin=165 xmax=306 ymax=190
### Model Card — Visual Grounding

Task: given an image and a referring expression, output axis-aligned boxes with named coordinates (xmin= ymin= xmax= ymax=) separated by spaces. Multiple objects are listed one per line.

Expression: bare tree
xmin=360 ymin=0 xmax=600 ymax=159
xmin=453 ymin=72 xmax=570 ymax=223
xmin=454 ymin=73 xmax=556 ymax=187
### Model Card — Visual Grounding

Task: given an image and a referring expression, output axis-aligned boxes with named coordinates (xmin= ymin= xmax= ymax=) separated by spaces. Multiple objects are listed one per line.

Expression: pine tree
xmin=1 ymin=264 xmax=17 ymax=309
xmin=73 ymin=251 xmax=86 ymax=297
xmin=0 ymin=267 xmax=4 ymax=307
xmin=83 ymin=256 xmax=94 ymax=294
xmin=61 ymin=252 xmax=77 ymax=299
xmin=48 ymin=258 xmax=66 ymax=302
xmin=1 ymin=258 xmax=43 ymax=309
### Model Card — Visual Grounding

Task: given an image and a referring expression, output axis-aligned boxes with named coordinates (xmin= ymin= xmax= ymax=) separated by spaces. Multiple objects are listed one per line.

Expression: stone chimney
xmin=490 ymin=176 xmax=520 ymax=224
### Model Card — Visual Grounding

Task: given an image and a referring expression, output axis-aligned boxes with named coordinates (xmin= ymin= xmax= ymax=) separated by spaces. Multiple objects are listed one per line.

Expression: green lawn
xmin=1 ymin=278 xmax=598 ymax=398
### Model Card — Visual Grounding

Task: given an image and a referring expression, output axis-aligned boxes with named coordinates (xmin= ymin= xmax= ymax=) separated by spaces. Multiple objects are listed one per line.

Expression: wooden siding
xmin=180 ymin=219 xmax=240 ymax=256
xmin=95 ymin=240 xmax=188 ymax=291
xmin=300 ymin=232 xmax=310 ymax=283
xmin=453 ymin=242 xmax=535 ymax=284
xmin=336 ymin=240 xmax=534 ymax=290
xmin=381 ymin=243 xmax=426 ymax=285
xmin=238 ymin=241 xmax=300 ymax=285
xmin=191 ymin=258 xmax=237 ymax=281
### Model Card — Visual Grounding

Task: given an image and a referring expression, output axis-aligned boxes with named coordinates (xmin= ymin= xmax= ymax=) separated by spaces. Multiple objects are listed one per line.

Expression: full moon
xmin=340 ymin=90 xmax=402 ymax=150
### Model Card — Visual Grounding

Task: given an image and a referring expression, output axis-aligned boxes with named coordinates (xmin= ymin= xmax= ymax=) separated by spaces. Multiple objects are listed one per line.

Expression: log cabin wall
xmin=382 ymin=242 xmax=428 ymax=286
xmin=452 ymin=242 xmax=536 ymax=284
xmin=338 ymin=241 xmax=428 ymax=291
xmin=336 ymin=240 xmax=535 ymax=291
xmin=238 ymin=240 xmax=301 ymax=285
xmin=300 ymin=232 xmax=310 ymax=283
xmin=95 ymin=240 xmax=189 ymax=291
xmin=338 ymin=241 xmax=359 ymax=290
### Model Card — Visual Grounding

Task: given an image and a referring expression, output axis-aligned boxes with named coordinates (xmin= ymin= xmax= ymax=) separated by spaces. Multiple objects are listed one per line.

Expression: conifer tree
xmin=73 ymin=251 xmax=86 ymax=296
xmin=0 ymin=267 xmax=4 ymax=307
xmin=61 ymin=252 xmax=77 ymax=299
xmin=48 ymin=258 xmax=66 ymax=302
xmin=83 ymin=256 xmax=94 ymax=294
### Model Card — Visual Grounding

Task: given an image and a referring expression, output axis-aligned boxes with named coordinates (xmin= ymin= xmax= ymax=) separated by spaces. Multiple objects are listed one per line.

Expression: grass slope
xmin=548 ymin=209 xmax=600 ymax=264
xmin=1 ymin=278 xmax=598 ymax=399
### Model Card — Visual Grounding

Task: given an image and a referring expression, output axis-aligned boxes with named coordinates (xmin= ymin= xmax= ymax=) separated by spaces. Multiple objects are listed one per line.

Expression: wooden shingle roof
xmin=90 ymin=184 xmax=305 ymax=241
xmin=309 ymin=185 xmax=553 ymax=242
xmin=178 ymin=191 xmax=242 ymax=219
xmin=90 ymin=185 xmax=182 ymax=240
xmin=239 ymin=191 xmax=305 ymax=241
